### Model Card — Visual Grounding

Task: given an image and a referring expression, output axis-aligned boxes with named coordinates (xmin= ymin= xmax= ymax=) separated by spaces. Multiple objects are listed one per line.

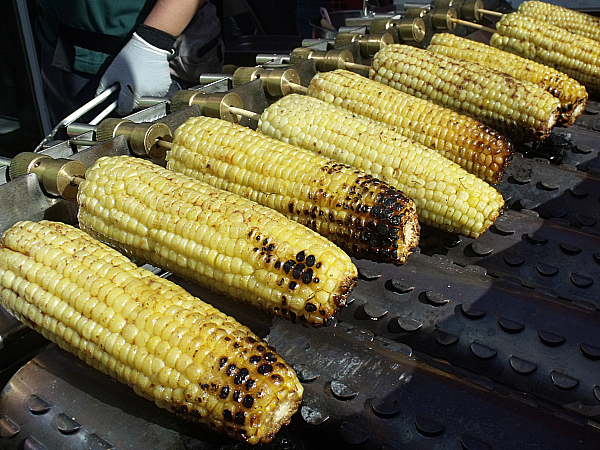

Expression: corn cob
xmin=0 ymin=220 xmax=303 ymax=444
xmin=308 ymin=69 xmax=513 ymax=184
xmin=259 ymin=94 xmax=505 ymax=239
xmin=370 ymin=44 xmax=561 ymax=141
xmin=428 ymin=33 xmax=588 ymax=127
xmin=77 ymin=155 xmax=357 ymax=326
xmin=166 ymin=116 xmax=420 ymax=266
xmin=518 ymin=1 xmax=600 ymax=43
xmin=491 ymin=13 xmax=600 ymax=93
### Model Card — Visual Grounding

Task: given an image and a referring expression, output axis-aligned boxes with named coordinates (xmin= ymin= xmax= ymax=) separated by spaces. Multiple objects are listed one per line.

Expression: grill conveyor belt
xmin=2 ymin=97 xmax=600 ymax=449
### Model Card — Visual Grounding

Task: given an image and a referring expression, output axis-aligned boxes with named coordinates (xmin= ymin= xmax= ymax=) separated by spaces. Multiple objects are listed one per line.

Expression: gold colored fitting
xmin=232 ymin=67 xmax=301 ymax=97
xmin=431 ymin=7 xmax=458 ymax=31
xmin=290 ymin=47 xmax=354 ymax=71
xmin=461 ymin=0 xmax=483 ymax=22
xmin=170 ymin=90 xmax=244 ymax=123
xmin=9 ymin=152 xmax=87 ymax=200
xmin=96 ymin=118 xmax=172 ymax=159
xmin=398 ymin=17 xmax=426 ymax=43
xmin=334 ymin=32 xmax=394 ymax=57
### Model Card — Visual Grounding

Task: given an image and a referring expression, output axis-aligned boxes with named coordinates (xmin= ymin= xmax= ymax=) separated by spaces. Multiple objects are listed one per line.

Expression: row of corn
xmin=3 ymin=0 xmax=597 ymax=443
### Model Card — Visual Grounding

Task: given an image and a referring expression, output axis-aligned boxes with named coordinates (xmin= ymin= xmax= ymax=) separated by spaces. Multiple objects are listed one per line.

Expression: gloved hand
xmin=97 ymin=32 xmax=173 ymax=115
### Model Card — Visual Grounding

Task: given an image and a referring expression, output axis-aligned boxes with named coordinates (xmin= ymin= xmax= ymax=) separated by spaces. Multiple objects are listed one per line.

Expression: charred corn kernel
xmin=308 ymin=69 xmax=513 ymax=184
xmin=428 ymin=33 xmax=588 ymax=127
xmin=0 ymin=220 xmax=303 ymax=444
xmin=371 ymin=44 xmax=561 ymax=141
xmin=259 ymin=94 xmax=504 ymax=238
xmin=167 ymin=116 xmax=420 ymax=265
xmin=77 ymin=156 xmax=357 ymax=326
xmin=518 ymin=1 xmax=600 ymax=43
xmin=492 ymin=13 xmax=600 ymax=93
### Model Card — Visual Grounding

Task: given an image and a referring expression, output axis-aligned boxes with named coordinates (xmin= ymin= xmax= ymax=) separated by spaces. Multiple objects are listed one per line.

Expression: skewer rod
xmin=288 ymin=82 xmax=308 ymax=94
xmin=452 ymin=18 xmax=497 ymax=34
xmin=228 ymin=106 xmax=262 ymax=121
xmin=479 ymin=9 xmax=503 ymax=17
xmin=344 ymin=62 xmax=371 ymax=72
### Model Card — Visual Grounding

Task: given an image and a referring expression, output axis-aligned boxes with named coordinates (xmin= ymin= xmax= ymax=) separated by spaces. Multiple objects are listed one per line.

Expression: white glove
xmin=97 ymin=32 xmax=173 ymax=115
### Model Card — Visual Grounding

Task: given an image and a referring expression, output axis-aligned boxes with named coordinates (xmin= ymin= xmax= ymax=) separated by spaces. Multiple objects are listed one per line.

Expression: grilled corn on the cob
xmin=518 ymin=1 xmax=600 ymax=43
xmin=0 ymin=220 xmax=303 ymax=444
xmin=167 ymin=116 xmax=420 ymax=265
xmin=259 ymin=94 xmax=505 ymax=238
xmin=428 ymin=33 xmax=588 ymax=126
xmin=370 ymin=44 xmax=561 ymax=141
xmin=77 ymin=156 xmax=357 ymax=326
xmin=307 ymin=69 xmax=513 ymax=184
xmin=491 ymin=13 xmax=600 ymax=93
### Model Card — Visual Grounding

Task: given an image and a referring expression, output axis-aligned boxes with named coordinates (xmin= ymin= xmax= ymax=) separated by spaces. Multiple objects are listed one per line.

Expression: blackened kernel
xmin=226 ymin=364 xmax=237 ymax=376
xmin=257 ymin=345 xmax=266 ymax=352
xmin=305 ymin=255 xmax=316 ymax=267
xmin=243 ymin=395 xmax=255 ymax=408
xmin=383 ymin=196 xmax=396 ymax=207
xmin=253 ymin=247 xmax=259 ymax=252
xmin=263 ymin=238 xmax=269 ymax=246
xmin=234 ymin=368 xmax=250 ymax=385
xmin=192 ymin=409 xmax=202 ymax=418
xmin=224 ymin=337 xmax=230 ymax=341
xmin=371 ymin=204 xmax=383 ymax=218
xmin=305 ymin=302 xmax=317 ymax=312
xmin=360 ymin=231 xmax=370 ymax=242
xmin=235 ymin=411 xmax=246 ymax=425
xmin=223 ymin=409 xmax=233 ymax=422
xmin=316 ymin=262 xmax=322 ymax=268
xmin=377 ymin=222 xmax=390 ymax=236
xmin=314 ymin=277 xmax=320 ymax=283
xmin=258 ymin=363 xmax=273 ymax=375
xmin=319 ymin=309 xmax=327 ymax=316
xmin=289 ymin=281 xmax=298 ymax=290
xmin=283 ymin=260 xmax=295 ymax=274
xmin=264 ymin=352 xmax=277 ymax=363
xmin=282 ymin=296 xmax=287 ymax=305
xmin=292 ymin=263 xmax=305 ymax=279
xmin=301 ymin=269 xmax=313 ymax=284
xmin=274 ymin=261 xmax=281 ymax=270
xmin=381 ymin=208 xmax=393 ymax=219
xmin=249 ymin=355 xmax=261 ymax=364
xmin=366 ymin=220 xmax=378 ymax=231
xmin=233 ymin=342 xmax=240 ymax=348
xmin=277 ymin=278 xmax=284 ymax=286
xmin=290 ymin=311 xmax=297 ymax=322
xmin=219 ymin=386 xmax=230 ymax=399
xmin=246 ymin=337 xmax=256 ymax=344
xmin=180 ymin=404 xmax=188 ymax=413
xmin=296 ymin=251 xmax=306 ymax=262
xmin=219 ymin=357 xmax=228 ymax=369
xmin=245 ymin=379 xmax=256 ymax=390
xmin=233 ymin=390 xmax=241 ymax=402
xmin=389 ymin=215 xmax=402 ymax=226
xmin=271 ymin=374 xmax=283 ymax=383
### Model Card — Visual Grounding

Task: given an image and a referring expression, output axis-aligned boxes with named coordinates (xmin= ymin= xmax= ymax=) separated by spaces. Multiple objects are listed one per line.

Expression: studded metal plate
xmin=420 ymin=209 xmax=600 ymax=309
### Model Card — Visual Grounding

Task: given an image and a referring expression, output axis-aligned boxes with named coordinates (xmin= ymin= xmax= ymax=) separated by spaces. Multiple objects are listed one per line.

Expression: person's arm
xmin=97 ymin=0 xmax=204 ymax=115
xmin=143 ymin=0 xmax=204 ymax=37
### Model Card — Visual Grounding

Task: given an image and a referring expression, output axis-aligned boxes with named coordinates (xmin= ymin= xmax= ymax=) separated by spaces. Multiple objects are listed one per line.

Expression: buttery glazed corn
xmin=491 ymin=13 xmax=600 ymax=92
xmin=167 ymin=116 xmax=420 ymax=265
xmin=370 ymin=44 xmax=561 ymax=141
xmin=77 ymin=156 xmax=357 ymax=326
xmin=428 ymin=33 xmax=588 ymax=126
xmin=259 ymin=94 xmax=504 ymax=238
xmin=0 ymin=220 xmax=302 ymax=444
xmin=518 ymin=1 xmax=600 ymax=43
xmin=308 ymin=69 xmax=513 ymax=184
